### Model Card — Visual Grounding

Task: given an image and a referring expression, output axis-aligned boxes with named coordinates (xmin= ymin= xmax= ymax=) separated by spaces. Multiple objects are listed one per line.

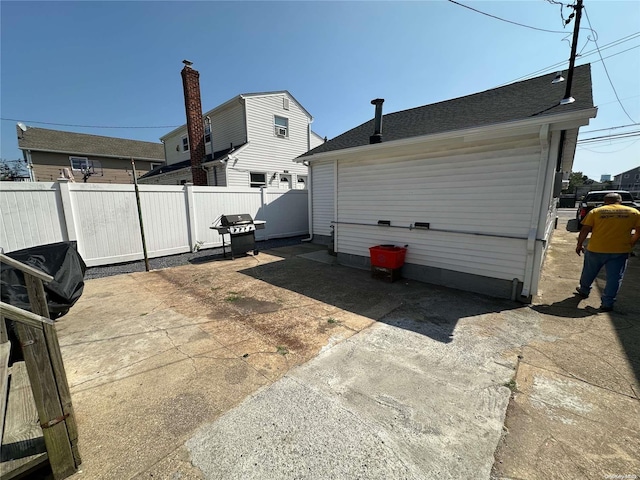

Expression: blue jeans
xmin=578 ymin=251 xmax=629 ymax=307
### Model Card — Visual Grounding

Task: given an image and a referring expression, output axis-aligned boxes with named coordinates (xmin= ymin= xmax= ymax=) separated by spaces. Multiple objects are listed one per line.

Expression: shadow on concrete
xmin=608 ymin=253 xmax=640 ymax=386
xmin=529 ymin=295 xmax=597 ymax=318
xmin=238 ymin=249 xmax=523 ymax=344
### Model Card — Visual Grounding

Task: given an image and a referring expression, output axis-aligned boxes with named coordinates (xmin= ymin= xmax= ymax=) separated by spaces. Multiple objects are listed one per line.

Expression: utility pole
xmin=561 ymin=0 xmax=583 ymax=104
xmin=131 ymin=158 xmax=150 ymax=272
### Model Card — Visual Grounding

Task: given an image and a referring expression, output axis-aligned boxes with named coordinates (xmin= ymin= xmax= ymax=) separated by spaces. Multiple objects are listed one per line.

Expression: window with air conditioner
xmin=69 ymin=156 xmax=89 ymax=171
xmin=250 ymin=172 xmax=267 ymax=188
xmin=274 ymin=116 xmax=288 ymax=138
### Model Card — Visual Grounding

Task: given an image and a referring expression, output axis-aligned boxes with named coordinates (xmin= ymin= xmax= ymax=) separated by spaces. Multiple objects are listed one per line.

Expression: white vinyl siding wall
xmin=162 ymin=100 xmax=247 ymax=166
xmin=209 ymin=101 xmax=246 ymax=154
xmin=228 ymin=94 xmax=308 ymax=189
xmin=310 ymin=131 xmax=325 ymax=150
xmin=335 ymin=136 xmax=541 ymax=281
xmin=311 ymin=161 xmax=335 ymax=237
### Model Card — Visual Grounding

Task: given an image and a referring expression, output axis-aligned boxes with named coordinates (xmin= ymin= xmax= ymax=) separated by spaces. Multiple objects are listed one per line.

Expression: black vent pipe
xmin=370 ymin=98 xmax=384 ymax=144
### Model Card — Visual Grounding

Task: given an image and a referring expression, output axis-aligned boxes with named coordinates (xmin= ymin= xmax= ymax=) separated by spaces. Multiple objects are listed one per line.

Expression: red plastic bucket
xmin=369 ymin=245 xmax=407 ymax=269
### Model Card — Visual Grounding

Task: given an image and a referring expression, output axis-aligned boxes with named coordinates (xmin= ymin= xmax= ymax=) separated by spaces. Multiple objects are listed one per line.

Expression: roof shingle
xmin=302 ymin=64 xmax=593 ymax=157
xmin=17 ymin=126 xmax=165 ymax=160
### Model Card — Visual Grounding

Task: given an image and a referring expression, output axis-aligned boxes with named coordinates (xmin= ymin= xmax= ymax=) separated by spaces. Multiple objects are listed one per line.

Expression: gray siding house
xmin=140 ymin=91 xmax=324 ymax=188
xmin=297 ymin=65 xmax=596 ymax=301
xmin=613 ymin=166 xmax=640 ymax=197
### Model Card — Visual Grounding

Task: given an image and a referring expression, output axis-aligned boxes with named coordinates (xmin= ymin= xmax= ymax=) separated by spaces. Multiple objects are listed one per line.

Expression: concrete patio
xmin=49 ymin=217 xmax=639 ymax=479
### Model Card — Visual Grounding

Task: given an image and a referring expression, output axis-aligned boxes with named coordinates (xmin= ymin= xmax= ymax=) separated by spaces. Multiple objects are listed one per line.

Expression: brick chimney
xmin=181 ymin=60 xmax=208 ymax=186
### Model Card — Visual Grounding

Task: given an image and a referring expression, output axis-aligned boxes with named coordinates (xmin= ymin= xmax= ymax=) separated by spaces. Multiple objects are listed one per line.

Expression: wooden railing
xmin=0 ymin=253 xmax=80 ymax=479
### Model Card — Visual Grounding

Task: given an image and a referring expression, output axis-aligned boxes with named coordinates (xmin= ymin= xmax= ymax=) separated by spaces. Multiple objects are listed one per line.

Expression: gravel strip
xmin=84 ymin=236 xmax=307 ymax=280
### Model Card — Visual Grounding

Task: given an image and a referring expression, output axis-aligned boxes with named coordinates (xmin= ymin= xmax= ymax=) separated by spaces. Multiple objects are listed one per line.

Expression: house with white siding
xmin=297 ymin=65 xmax=596 ymax=301
xmin=139 ymin=91 xmax=324 ymax=187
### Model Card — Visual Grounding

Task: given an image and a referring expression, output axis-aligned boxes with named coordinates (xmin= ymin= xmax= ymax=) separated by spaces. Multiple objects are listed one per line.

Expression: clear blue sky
xmin=2 ymin=1 xmax=638 ymax=181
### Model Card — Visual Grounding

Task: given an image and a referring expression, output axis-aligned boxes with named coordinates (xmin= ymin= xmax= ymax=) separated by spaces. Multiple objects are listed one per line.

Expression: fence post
xmin=185 ymin=183 xmax=198 ymax=251
xmin=16 ymin=275 xmax=78 ymax=479
xmin=57 ymin=179 xmax=77 ymax=243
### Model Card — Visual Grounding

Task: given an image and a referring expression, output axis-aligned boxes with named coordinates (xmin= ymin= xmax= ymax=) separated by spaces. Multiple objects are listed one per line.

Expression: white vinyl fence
xmin=0 ymin=181 xmax=308 ymax=267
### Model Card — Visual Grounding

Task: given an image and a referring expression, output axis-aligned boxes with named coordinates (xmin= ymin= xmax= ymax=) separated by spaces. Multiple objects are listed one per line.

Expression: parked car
xmin=576 ymin=190 xmax=640 ymax=224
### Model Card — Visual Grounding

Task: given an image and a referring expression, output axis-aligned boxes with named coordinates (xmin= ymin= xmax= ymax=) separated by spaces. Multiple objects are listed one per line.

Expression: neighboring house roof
xmin=17 ymin=126 xmax=165 ymax=161
xmin=614 ymin=165 xmax=640 ymax=177
xmin=301 ymin=64 xmax=593 ymax=157
xmin=160 ymin=90 xmax=313 ymax=140
xmin=139 ymin=143 xmax=246 ymax=180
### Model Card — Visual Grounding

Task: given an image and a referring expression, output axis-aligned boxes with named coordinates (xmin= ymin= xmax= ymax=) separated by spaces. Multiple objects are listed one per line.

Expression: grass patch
xmin=276 ymin=345 xmax=289 ymax=356
xmin=503 ymin=379 xmax=517 ymax=392
xmin=140 ymin=312 xmax=148 ymax=316
xmin=225 ymin=292 xmax=242 ymax=302
xmin=327 ymin=317 xmax=339 ymax=324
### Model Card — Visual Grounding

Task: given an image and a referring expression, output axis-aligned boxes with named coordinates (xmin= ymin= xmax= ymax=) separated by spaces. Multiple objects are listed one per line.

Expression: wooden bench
xmin=0 ymin=253 xmax=80 ymax=479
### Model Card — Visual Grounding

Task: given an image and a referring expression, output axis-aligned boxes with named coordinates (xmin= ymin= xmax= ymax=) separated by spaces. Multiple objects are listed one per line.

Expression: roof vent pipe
xmin=369 ymin=98 xmax=384 ymax=144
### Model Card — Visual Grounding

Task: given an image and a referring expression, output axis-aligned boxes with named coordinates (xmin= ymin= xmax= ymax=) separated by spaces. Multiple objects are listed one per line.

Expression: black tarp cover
xmin=1 ymin=241 xmax=86 ymax=320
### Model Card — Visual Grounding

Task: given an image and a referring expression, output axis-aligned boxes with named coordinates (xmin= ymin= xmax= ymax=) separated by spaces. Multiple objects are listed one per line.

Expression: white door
xmin=279 ymin=174 xmax=292 ymax=189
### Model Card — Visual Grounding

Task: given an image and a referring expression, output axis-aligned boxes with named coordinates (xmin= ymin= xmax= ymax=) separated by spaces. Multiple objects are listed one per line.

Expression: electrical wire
xmin=0 ymin=117 xmax=180 ymax=129
xmin=577 ymin=139 xmax=639 ymax=153
xmin=583 ymin=7 xmax=637 ymax=123
xmin=580 ymin=123 xmax=640 ymax=134
xmin=577 ymin=131 xmax=640 ymax=144
xmin=495 ymin=32 xmax=640 ymax=86
xmin=447 ymin=0 xmax=593 ymax=35
xmin=446 ymin=0 xmax=570 ymax=33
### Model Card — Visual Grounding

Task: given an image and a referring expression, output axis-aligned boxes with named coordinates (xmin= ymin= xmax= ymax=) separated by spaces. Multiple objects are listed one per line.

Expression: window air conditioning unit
xmin=276 ymin=127 xmax=287 ymax=137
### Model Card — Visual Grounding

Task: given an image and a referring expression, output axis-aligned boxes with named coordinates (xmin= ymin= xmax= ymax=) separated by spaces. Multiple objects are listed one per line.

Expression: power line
xmin=446 ymin=0 xmax=571 ymax=34
xmin=580 ymin=123 xmax=640 ymax=135
xmin=577 ymin=139 xmax=639 ymax=153
xmin=577 ymin=131 xmax=640 ymax=144
xmin=583 ymin=7 xmax=637 ymax=123
xmin=495 ymin=32 xmax=640 ymax=86
xmin=0 ymin=117 xmax=180 ymax=129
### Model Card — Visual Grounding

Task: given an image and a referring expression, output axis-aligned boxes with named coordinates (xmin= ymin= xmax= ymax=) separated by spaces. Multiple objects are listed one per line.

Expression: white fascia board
xmin=22 ymin=147 xmax=164 ymax=162
xmin=140 ymin=165 xmax=191 ymax=181
xmin=296 ymin=107 xmax=598 ymax=163
xmin=201 ymin=142 xmax=250 ymax=166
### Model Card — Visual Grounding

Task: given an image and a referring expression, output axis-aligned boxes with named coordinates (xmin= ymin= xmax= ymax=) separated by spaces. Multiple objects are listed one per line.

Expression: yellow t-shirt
xmin=583 ymin=204 xmax=640 ymax=253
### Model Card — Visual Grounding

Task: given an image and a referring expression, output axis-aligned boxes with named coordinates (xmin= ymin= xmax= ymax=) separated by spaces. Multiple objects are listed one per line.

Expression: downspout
xmin=302 ymin=160 xmax=314 ymax=242
xmin=521 ymin=124 xmax=551 ymax=299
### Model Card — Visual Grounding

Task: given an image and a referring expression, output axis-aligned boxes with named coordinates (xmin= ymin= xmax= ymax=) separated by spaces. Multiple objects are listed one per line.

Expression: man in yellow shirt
xmin=575 ymin=192 xmax=640 ymax=311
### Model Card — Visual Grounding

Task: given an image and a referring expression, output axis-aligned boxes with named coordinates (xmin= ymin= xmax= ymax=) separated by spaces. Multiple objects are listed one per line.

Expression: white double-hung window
xmin=274 ymin=116 xmax=288 ymax=138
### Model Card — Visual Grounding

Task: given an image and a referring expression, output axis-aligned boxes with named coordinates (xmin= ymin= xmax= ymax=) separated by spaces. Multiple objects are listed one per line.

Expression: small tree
xmin=566 ymin=171 xmax=595 ymax=194
xmin=0 ymin=158 xmax=30 ymax=181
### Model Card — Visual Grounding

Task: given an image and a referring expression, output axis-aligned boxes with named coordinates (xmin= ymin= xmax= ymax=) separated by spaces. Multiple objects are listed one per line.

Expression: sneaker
xmin=599 ymin=305 xmax=614 ymax=312
xmin=574 ymin=287 xmax=589 ymax=299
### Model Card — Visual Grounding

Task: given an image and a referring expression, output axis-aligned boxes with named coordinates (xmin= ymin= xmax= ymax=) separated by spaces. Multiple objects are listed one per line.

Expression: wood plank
xmin=0 ymin=303 xmax=51 ymax=330
xmin=0 ymin=315 xmax=8 ymax=344
xmin=22 ymin=277 xmax=77 ymax=479
xmin=0 ymin=362 xmax=48 ymax=480
xmin=42 ymin=324 xmax=81 ymax=466
xmin=0 ymin=254 xmax=54 ymax=284
xmin=1 ymin=341 xmax=10 ymax=443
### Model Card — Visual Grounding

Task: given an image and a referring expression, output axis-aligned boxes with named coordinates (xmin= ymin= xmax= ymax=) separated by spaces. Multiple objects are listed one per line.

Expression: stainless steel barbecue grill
xmin=210 ymin=214 xmax=266 ymax=259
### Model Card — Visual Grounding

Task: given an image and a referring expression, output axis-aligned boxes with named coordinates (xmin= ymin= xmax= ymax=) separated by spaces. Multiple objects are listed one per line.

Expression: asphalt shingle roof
xmin=138 ymin=143 xmax=246 ymax=180
xmin=302 ymin=64 xmax=593 ymax=157
xmin=17 ymin=126 xmax=165 ymax=160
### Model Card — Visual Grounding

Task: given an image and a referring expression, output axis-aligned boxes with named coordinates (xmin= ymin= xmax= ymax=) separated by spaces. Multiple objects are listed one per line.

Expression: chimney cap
xmin=371 ymin=98 xmax=385 ymax=105
xmin=182 ymin=59 xmax=193 ymax=67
